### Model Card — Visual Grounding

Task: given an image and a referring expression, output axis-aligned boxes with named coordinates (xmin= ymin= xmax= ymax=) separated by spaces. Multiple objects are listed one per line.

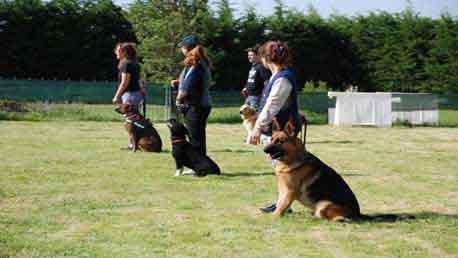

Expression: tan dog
xmin=263 ymin=121 xmax=361 ymax=221
xmin=239 ymin=104 xmax=258 ymax=143
xmin=115 ymin=104 xmax=162 ymax=152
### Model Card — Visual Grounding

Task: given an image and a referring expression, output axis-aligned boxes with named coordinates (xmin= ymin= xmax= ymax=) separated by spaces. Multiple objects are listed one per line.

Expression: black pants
xmin=184 ymin=105 xmax=211 ymax=155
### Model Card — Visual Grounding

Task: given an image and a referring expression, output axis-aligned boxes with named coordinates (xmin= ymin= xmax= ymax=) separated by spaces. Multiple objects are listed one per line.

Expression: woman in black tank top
xmin=113 ymin=43 xmax=145 ymax=110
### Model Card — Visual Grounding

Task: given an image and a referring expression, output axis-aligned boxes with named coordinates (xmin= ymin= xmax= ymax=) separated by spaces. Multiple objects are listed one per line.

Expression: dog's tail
xmin=356 ymin=213 xmax=415 ymax=222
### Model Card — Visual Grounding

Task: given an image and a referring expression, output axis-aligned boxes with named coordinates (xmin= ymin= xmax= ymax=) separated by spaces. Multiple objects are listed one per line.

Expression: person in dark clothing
xmin=113 ymin=42 xmax=146 ymax=150
xmin=113 ymin=42 xmax=145 ymax=109
xmin=242 ymin=46 xmax=271 ymax=111
xmin=170 ymin=36 xmax=213 ymax=174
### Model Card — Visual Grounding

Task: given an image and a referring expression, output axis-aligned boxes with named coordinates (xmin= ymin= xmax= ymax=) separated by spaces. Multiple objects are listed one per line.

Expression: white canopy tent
xmin=328 ymin=92 xmax=438 ymax=127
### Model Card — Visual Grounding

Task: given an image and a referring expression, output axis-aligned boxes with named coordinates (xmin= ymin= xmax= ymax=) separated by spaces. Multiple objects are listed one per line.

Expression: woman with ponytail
xmin=248 ymin=41 xmax=300 ymax=213
xmin=171 ymin=35 xmax=213 ymax=160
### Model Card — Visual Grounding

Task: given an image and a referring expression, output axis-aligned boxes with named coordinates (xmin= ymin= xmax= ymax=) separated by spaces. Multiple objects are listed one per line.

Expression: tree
xmin=424 ymin=14 xmax=458 ymax=93
xmin=128 ymin=0 xmax=214 ymax=83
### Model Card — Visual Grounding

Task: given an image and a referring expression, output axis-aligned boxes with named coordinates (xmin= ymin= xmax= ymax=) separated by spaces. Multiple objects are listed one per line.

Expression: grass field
xmin=1 ymin=103 xmax=458 ymax=127
xmin=0 ymin=103 xmax=329 ymax=125
xmin=0 ymin=120 xmax=457 ymax=258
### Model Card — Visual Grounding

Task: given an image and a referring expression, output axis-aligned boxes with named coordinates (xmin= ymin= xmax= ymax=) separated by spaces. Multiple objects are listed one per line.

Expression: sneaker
xmin=182 ymin=169 xmax=196 ymax=175
xmin=175 ymin=169 xmax=183 ymax=177
xmin=259 ymin=203 xmax=293 ymax=214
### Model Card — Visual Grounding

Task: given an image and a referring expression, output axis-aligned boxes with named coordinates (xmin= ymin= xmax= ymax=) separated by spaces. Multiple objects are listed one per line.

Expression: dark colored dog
xmin=115 ymin=104 xmax=162 ymax=152
xmin=166 ymin=119 xmax=220 ymax=177
xmin=264 ymin=121 xmax=407 ymax=221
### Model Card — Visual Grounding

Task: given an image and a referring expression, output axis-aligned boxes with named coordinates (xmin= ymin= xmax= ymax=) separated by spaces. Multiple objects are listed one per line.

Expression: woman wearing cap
xmin=171 ymin=35 xmax=213 ymax=156
xmin=248 ymin=41 xmax=300 ymax=213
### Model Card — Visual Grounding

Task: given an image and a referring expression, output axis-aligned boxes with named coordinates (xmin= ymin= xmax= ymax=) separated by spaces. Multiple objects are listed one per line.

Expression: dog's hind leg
xmin=314 ymin=201 xmax=349 ymax=222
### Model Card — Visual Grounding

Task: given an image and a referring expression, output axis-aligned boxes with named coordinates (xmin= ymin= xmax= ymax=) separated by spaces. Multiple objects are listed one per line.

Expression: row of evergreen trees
xmin=1 ymin=0 xmax=457 ymax=93
xmin=0 ymin=0 xmax=136 ymax=81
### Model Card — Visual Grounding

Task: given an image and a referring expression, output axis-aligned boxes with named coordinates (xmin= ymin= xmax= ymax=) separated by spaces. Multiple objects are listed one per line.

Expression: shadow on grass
xmin=406 ymin=212 xmax=458 ymax=220
xmin=353 ymin=212 xmax=458 ymax=223
xmin=286 ymin=211 xmax=457 ymax=223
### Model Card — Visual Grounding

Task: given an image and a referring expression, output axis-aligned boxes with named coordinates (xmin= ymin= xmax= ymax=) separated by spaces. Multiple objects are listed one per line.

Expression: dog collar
xmin=171 ymin=139 xmax=185 ymax=144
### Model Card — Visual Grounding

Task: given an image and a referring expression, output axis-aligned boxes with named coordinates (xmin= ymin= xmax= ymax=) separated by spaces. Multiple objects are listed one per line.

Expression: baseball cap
xmin=178 ymin=35 xmax=199 ymax=49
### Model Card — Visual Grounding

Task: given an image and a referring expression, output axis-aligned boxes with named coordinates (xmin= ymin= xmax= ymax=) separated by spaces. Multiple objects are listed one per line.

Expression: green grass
xmin=0 ymin=103 xmax=329 ymax=125
xmin=2 ymin=103 xmax=458 ymax=127
xmin=439 ymin=109 xmax=458 ymax=127
xmin=0 ymin=121 xmax=457 ymax=258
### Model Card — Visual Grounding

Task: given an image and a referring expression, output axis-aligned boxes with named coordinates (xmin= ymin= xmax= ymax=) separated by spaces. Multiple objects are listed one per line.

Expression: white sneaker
xmin=182 ymin=169 xmax=196 ymax=175
xmin=174 ymin=169 xmax=183 ymax=177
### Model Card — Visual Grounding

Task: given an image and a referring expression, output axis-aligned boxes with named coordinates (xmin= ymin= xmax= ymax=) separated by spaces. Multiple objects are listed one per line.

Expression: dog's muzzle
xmin=263 ymin=143 xmax=285 ymax=160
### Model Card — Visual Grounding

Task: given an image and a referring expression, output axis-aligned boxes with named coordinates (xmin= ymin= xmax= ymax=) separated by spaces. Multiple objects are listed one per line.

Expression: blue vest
xmin=260 ymin=68 xmax=300 ymax=134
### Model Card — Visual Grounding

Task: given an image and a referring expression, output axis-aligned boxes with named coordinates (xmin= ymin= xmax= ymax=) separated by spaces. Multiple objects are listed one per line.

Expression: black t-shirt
xmin=246 ymin=62 xmax=271 ymax=96
xmin=119 ymin=60 xmax=141 ymax=93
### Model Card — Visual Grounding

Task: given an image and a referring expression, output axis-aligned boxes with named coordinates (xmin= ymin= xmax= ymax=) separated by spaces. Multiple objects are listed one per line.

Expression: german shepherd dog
xmin=115 ymin=104 xmax=162 ymax=152
xmin=263 ymin=121 xmax=411 ymax=221
xmin=166 ymin=119 xmax=221 ymax=177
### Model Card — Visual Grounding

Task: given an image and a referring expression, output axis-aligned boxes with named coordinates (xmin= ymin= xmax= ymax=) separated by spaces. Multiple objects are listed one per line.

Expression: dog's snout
xmin=263 ymin=143 xmax=285 ymax=159
xmin=263 ymin=143 xmax=277 ymax=154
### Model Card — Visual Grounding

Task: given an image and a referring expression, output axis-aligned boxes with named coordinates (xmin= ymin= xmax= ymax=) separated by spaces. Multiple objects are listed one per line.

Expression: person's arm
xmin=249 ymin=78 xmax=292 ymax=145
xmin=140 ymin=80 xmax=146 ymax=96
xmin=254 ymin=78 xmax=292 ymax=130
xmin=113 ymin=72 xmax=131 ymax=104
xmin=254 ymin=66 xmax=266 ymax=93
xmin=176 ymin=67 xmax=201 ymax=104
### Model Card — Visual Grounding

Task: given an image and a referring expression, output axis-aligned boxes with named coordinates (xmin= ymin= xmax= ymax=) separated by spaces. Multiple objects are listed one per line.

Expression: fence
xmin=1 ymin=79 xmax=457 ymax=125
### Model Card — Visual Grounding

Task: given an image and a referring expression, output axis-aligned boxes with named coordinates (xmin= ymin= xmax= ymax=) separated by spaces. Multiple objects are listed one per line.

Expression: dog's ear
xmin=272 ymin=118 xmax=281 ymax=132
xmin=283 ymin=119 xmax=296 ymax=137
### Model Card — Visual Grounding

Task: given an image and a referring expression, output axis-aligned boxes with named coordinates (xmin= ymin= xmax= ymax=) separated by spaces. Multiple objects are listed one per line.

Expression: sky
xmin=114 ymin=0 xmax=458 ymax=19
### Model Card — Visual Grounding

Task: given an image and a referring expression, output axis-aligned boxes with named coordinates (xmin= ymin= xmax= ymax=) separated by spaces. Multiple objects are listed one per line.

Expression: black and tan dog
xmin=263 ymin=121 xmax=362 ymax=221
xmin=263 ymin=122 xmax=414 ymax=222
xmin=166 ymin=119 xmax=220 ymax=177
xmin=115 ymin=104 xmax=162 ymax=152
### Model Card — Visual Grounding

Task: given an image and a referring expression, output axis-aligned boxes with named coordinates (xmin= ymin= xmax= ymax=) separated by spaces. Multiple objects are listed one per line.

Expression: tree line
xmin=1 ymin=0 xmax=457 ymax=93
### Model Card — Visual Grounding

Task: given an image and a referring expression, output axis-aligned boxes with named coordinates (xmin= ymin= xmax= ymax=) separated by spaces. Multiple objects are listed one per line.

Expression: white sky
xmin=114 ymin=0 xmax=458 ymax=18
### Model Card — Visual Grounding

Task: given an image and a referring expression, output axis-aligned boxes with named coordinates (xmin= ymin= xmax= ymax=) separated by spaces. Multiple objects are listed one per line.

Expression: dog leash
xmin=143 ymin=95 xmax=147 ymax=118
xmin=300 ymin=115 xmax=308 ymax=148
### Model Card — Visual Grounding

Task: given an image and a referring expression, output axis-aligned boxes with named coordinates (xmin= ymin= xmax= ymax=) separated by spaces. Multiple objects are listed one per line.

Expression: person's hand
xmin=140 ymin=87 xmax=147 ymax=97
xmin=171 ymin=80 xmax=179 ymax=88
xmin=241 ymin=88 xmax=248 ymax=98
xmin=112 ymin=96 xmax=119 ymax=104
xmin=248 ymin=128 xmax=261 ymax=145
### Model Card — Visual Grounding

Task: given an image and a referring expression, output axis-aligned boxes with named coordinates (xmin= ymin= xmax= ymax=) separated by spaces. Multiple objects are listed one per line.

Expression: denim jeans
xmin=245 ymin=95 xmax=261 ymax=111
